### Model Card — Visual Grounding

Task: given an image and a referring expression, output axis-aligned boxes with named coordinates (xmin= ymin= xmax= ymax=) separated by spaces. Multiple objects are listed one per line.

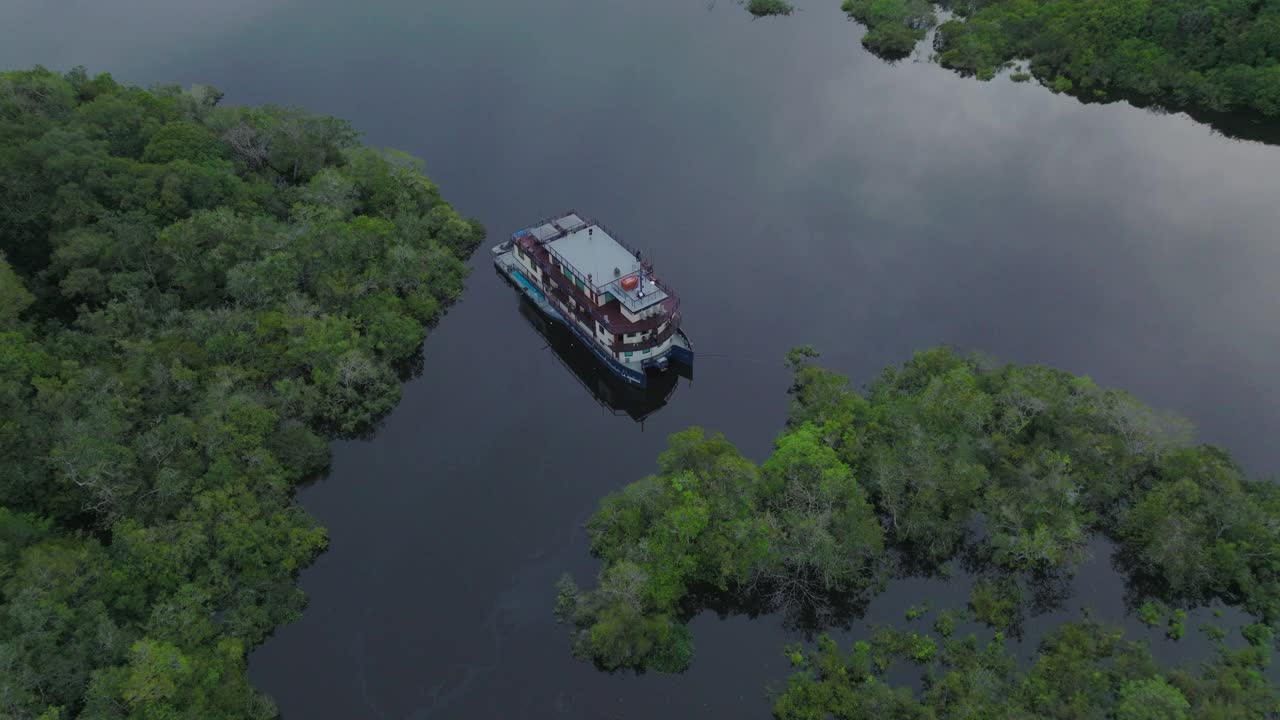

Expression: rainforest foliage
xmin=745 ymin=0 xmax=797 ymax=16
xmin=555 ymin=347 xmax=1280 ymax=678
xmin=835 ymin=0 xmax=1280 ymax=118
xmin=0 ymin=66 xmax=483 ymax=719
xmin=774 ymin=620 xmax=1278 ymax=719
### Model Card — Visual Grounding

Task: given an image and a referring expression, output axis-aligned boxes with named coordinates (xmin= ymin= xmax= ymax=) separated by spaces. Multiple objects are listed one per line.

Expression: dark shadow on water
xmin=310 ymin=300 xmax=458 ymax=445
xmin=1024 ymin=567 xmax=1076 ymax=616
xmin=514 ymin=292 xmax=685 ymax=426
xmin=393 ymin=337 xmax=428 ymax=384
xmin=293 ymin=463 xmax=335 ymax=493
xmin=686 ymin=577 xmax=874 ymax=640
xmin=1060 ymin=87 xmax=1280 ymax=146
xmin=1108 ymin=539 xmax=1221 ymax=615
xmin=859 ymin=41 xmax=914 ymax=65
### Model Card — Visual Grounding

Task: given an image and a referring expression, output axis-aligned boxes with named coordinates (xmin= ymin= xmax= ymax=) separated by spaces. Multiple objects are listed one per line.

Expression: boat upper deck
xmin=545 ymin=227 xmax=669 ymax=312
xmin=519 ymin=236 xmax=680 ymax=335
xmin=516 ymin=212 xmax=673 ymax=315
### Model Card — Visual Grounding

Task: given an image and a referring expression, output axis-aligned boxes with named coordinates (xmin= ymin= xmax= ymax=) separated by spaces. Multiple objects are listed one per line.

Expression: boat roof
xmin=530 ymin=213 xmax=584 ymax=240
xmin=545 ymin=220 xmax=669 ymax=313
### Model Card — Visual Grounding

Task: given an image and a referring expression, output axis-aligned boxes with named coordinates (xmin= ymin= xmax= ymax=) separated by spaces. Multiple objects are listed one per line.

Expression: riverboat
xmin=492 ymin=211 xmax=693 ymax=387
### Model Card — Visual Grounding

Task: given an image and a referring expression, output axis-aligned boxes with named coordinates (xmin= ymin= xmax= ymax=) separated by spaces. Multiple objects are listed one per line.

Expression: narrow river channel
xmin=5 ymin=0 xmax=1278 ymax=716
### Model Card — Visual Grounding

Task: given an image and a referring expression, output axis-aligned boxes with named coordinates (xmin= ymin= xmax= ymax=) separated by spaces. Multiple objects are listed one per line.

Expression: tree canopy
xmin=743 ymin=0 xmax=1280 ymax=130
xmin=774 ymin=620 xmax=1277 ymax=719
xmin=745 ymin=0 xmax=797 ymax=17
xmin=925 ymin=0 xmax=1280 ymax=118
xmin=556 ymin=345 xmax=1280 ymax=714
xmin=0 ymin=66 xmax=483 ymax=718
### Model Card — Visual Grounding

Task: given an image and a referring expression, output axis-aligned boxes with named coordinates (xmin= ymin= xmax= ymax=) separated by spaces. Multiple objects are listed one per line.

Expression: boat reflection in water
xmin=515 ymin=294 xmax=689 ymax=425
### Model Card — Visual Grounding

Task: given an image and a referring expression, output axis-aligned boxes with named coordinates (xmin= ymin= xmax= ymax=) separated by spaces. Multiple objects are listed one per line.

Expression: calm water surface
xmin=4 ymin=0 xmax=1279 ymax=717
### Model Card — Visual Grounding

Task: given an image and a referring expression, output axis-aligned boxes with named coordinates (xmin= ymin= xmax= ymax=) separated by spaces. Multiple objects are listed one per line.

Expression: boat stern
xmin=669 ymin=328 xmax=694 ymax=368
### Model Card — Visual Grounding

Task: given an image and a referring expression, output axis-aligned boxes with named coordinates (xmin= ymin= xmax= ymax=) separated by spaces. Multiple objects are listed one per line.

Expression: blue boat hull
xmin=669 ymin=337 xmax=694 ymax=367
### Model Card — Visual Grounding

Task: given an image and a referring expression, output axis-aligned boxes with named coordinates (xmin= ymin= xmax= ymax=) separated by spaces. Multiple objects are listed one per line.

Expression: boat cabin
xmin=509 ymin=213 xmax=682 ymax=365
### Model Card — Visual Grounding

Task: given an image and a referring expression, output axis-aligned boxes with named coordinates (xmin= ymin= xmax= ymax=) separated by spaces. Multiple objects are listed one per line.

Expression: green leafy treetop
xmin=746 ymin=0 xmax=796 ymax=17
xmin=774 ymin=622 xmax=1270 ymax=719
xmin=0 ymin=66 xmax=483 ymax=719
xmin=559 ymin=345 xmax=1280 ymax=691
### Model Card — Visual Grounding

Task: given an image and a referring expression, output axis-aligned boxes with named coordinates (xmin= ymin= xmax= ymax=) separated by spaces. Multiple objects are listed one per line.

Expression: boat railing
xmin=513 ymin=209 xmax=583 ymax=242
xmin=562 ymin=301 xmax=680 ymax=354
xmin=591 ymin=219 xmax=683 ymax=306
xmin=543 ymin=243 xmax=585 ymax=282
xmin=515 ymin=210 xmax=682 ymax=309
xmin=545 ymin=276 xmax=679 ymax=350
xmin=611 ymin=313 xmax=681 ymax=353
xmin=517 ymin=237 xmax=681 ymax=334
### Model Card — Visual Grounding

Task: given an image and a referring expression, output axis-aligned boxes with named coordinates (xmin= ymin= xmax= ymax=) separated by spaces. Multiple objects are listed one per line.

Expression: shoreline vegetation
xmin=774 ymin=619 xmax=1276 ymax=718
xmin=0 ymin=67 xmax=483 ymax=718
xmin=556 ymin=347 xmax=1280 ymax=714
xmin=743 ymin=0 xmax=1280 ymax=141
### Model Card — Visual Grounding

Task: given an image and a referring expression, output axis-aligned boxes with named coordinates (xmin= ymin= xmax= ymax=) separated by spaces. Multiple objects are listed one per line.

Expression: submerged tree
xmin=745 ymin=0 xmax=796 ymax=17
xmin=841 ymin=0 xmax=937 ymax=60
xmin=558 ymin=346 xmax=1280 ymax=676
xmin=774 ymin=621 xmax=1276 ymax=719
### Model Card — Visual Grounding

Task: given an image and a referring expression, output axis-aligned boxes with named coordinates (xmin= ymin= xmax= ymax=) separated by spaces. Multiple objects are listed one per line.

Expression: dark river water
xmin=5 ymin=0 xmax=1280 ymax=717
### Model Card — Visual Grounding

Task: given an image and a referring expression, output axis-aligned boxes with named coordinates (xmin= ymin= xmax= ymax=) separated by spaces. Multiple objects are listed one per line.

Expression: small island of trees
xmin=745 ymin=0 xmax=798 ymax=16
xmin=556 ymin=347 xmax=1280 ymax=715
xmin=0 ymin=66 xmax=483 ymax=718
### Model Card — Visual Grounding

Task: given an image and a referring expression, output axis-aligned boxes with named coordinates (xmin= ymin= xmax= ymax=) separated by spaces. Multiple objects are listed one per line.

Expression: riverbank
xmin=748 ymin=0 xmax=1280 ymax=140
xmin=0 ymin=66 xmax=482 ymax=718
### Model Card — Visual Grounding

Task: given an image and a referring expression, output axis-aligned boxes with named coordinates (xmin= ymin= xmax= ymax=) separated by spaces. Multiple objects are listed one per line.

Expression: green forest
xmin=775 ymin=620 xmax=1276 ymax=718
xmin=745 ymin=0 xmax=1280 ymax=121
xmin=0 ymin=67 xmax=483 ymax=718
xmin=556 ymin=347 xmax=1280 ymax=715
